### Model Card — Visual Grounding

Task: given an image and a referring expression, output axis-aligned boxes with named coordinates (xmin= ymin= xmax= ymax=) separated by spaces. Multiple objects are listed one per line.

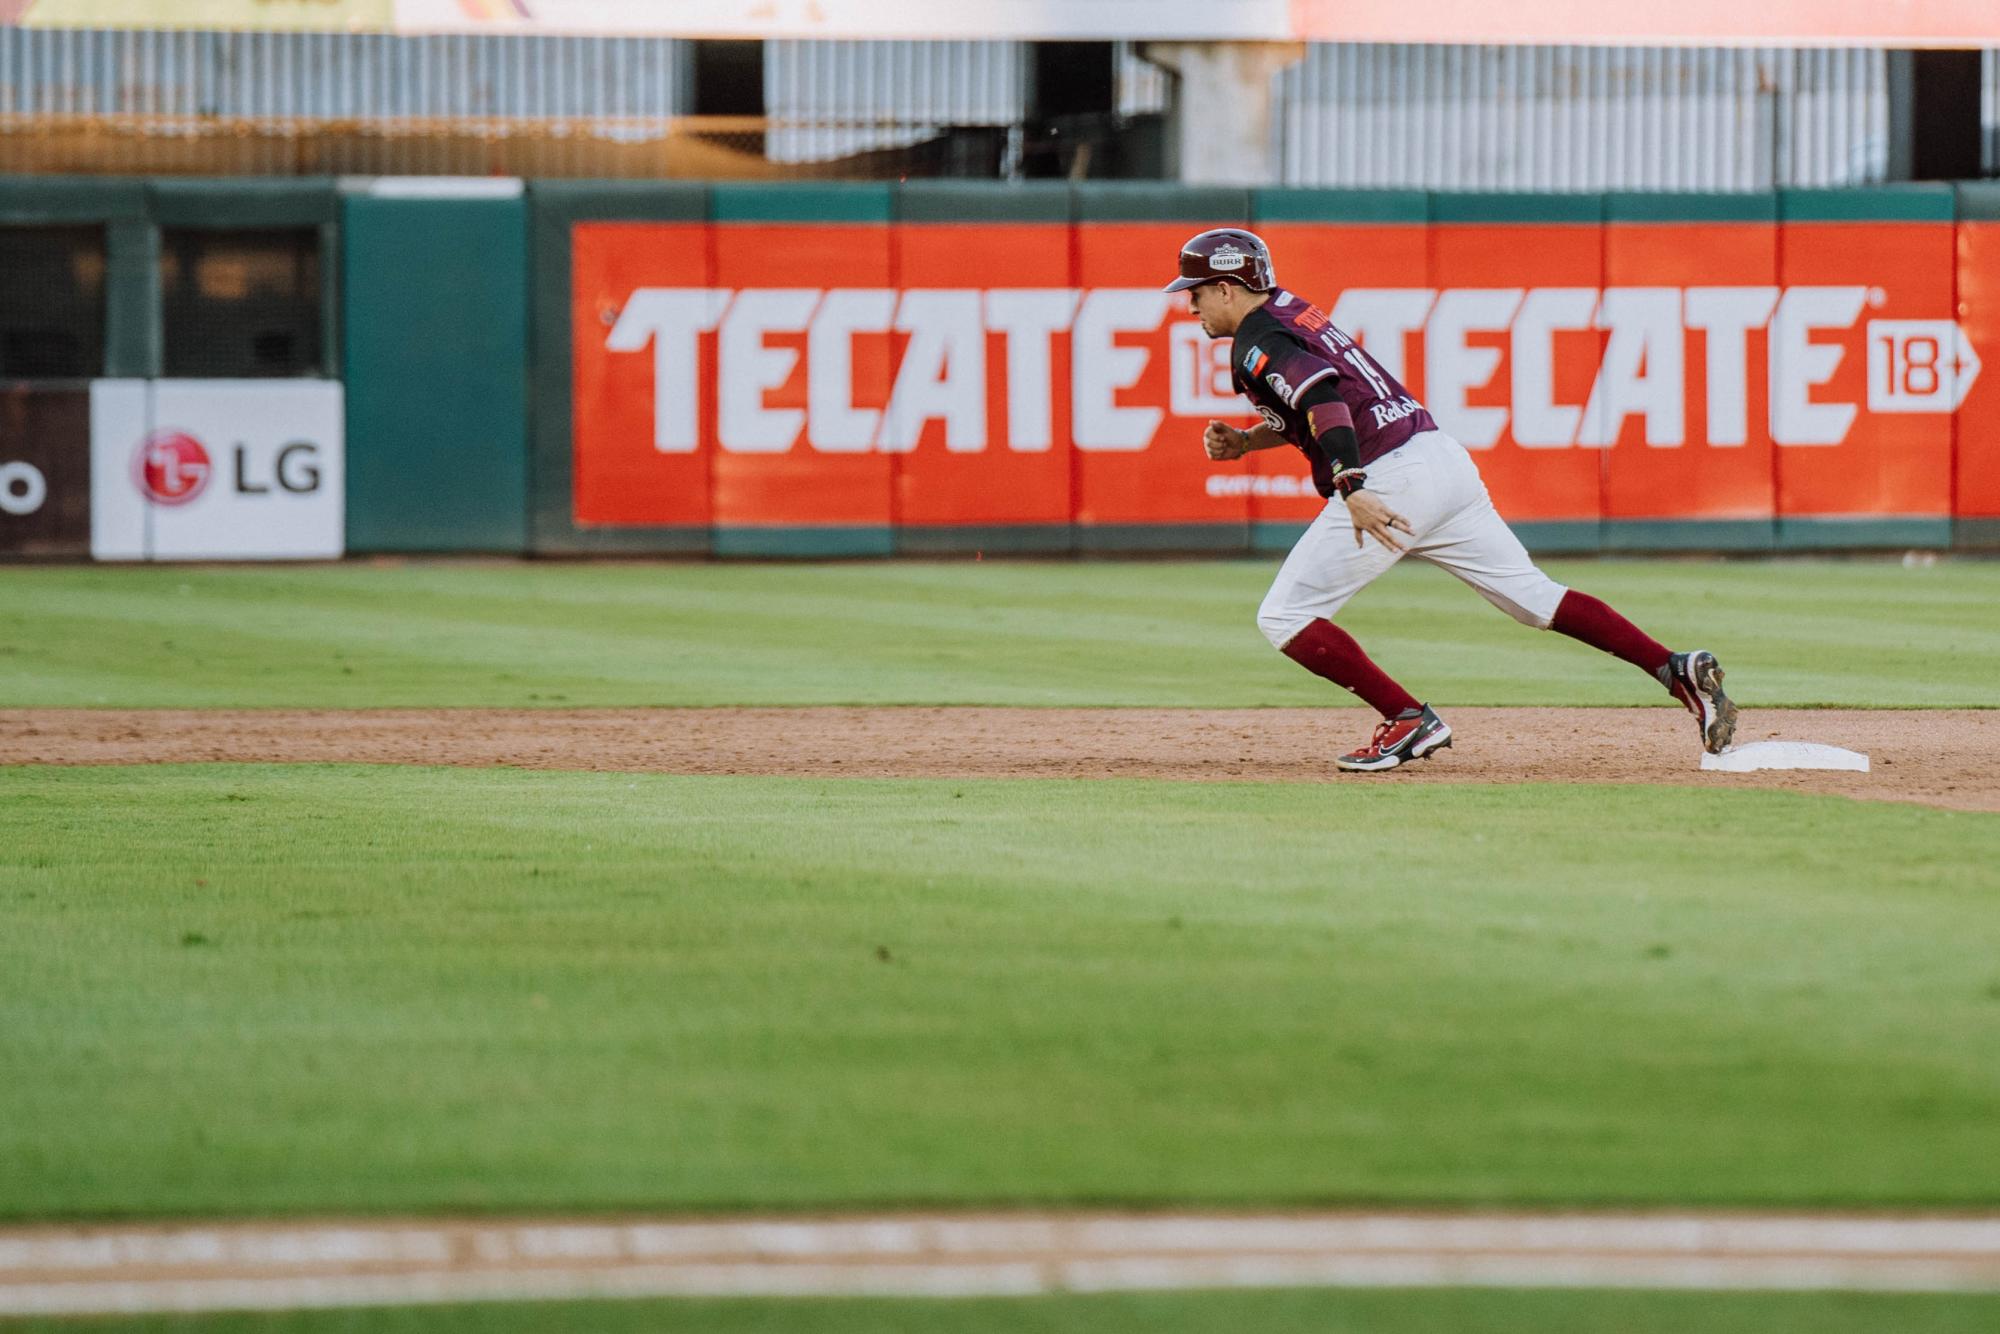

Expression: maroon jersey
xmin=1228 ymin=289 xmax=1437 ymax=497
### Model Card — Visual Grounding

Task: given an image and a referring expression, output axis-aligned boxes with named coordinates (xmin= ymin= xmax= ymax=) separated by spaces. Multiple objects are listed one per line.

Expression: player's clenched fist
xmin=1204 ymin=420 xmax=1247 ymax=461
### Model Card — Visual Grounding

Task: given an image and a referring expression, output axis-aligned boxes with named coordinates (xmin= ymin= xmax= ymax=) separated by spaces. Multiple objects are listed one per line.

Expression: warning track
xmin=3 ymin=1212 xmax=1999 ymax=1315
xmin=1 ymin=706 xmax=1995 ymax=812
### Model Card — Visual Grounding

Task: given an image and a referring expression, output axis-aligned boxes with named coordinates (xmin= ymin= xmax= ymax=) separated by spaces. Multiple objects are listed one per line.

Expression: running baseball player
xmin=1167 ymin=228 xmax=1736 ymax=771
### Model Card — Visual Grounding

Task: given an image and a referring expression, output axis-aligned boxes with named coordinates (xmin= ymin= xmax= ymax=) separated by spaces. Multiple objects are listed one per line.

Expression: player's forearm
xmin=1242 ymin=425 xmax=1290 ymax=452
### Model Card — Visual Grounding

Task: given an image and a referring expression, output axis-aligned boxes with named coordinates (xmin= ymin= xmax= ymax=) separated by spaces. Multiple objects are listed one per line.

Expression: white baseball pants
xmin=1257 ymin=429 xmax=1569 ymax=650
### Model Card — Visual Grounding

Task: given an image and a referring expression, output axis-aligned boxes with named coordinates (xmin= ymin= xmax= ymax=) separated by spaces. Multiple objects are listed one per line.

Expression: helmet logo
xmin=1208 ymin=244 xmax=1247 ymax=272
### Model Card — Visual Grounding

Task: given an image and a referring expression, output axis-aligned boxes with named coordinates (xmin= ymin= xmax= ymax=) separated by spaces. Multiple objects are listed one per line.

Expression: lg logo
xmin=242 ymin=442 xmax=323 ymax=496
xmin=133 ymin=431 xmax=323 ymax=505
xmin=136 ymin=431 xmax=211 ymax=505
xmin=0 ymin=460 xmax=46 ymax=517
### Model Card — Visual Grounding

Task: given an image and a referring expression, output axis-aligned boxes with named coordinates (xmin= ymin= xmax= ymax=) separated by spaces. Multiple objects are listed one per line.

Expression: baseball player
xmin=1167 ymin=228 xmax=1736 ymax=771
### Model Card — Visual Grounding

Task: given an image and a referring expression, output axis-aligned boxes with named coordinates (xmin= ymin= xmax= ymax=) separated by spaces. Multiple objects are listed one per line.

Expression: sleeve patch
xmin=1243 ymin=346 xmax=1269 ymax=376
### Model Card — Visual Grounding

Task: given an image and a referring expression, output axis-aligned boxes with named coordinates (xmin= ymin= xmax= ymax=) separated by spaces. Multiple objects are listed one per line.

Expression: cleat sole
xmin=1694 ymin=659 xmax=1738 ymax=754
xmin=1336 ymin=725 xmax=1452 ymax=773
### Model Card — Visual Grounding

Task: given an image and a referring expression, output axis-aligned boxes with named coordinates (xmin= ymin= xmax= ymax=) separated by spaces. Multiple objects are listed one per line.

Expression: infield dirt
xmin=1 ymin=706 xmax=1992 ymax=812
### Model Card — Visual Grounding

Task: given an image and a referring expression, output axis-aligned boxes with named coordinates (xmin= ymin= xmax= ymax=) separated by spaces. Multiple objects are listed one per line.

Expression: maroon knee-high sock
xmin=1550 ymin=590 xmax=1672 ymax=678
xmin=1281 ymin=619 xmax=1422 ymax=718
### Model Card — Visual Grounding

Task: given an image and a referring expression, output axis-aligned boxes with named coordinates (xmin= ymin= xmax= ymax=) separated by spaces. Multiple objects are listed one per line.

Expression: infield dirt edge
xmin=1 ymin=706 xmax=1993 ymax=812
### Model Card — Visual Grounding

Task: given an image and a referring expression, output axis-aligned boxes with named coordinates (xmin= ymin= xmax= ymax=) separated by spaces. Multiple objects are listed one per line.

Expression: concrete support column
xmin=1138 ymin=41 xmax=1305 ymax=186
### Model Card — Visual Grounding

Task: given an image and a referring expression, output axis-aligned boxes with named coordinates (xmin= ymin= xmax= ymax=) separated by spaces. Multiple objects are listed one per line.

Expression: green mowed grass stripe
xmin=3 ymin=767 xmax=1996 ymax=1218
xmin=10 ymin=1289 xmax=2000 ymax=1334
xmin=1 ymin=559 xmax=1995 ymax=708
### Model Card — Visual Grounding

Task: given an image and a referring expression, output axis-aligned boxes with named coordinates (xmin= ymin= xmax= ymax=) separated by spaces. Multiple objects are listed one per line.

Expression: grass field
xmin=3 ymin=557 xmax=1998 ymax=1329
xmin=2 ymin=558 xmax=1998 ymax=708
xmin=4 ymin=764 xmax=1997 ymax=1218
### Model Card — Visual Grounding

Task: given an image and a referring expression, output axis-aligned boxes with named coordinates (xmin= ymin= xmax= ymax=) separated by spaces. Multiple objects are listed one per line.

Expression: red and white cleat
xmin=1336 ymin=704 xmax=1453 ymax=772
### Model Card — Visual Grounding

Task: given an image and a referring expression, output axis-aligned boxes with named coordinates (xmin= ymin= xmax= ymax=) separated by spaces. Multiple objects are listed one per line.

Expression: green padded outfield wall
xmin=150 ymin=178 xmax=342 ymax=380
xmin=5 ymin=178 xmax=1994 ymax=559
xmin=342 ymin=190 xmax=528 ymax=553
xmin=0 ymin=177 xmax=153 ymax=377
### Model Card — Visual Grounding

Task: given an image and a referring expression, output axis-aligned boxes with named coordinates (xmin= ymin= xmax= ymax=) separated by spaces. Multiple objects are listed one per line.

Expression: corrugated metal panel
xmin=0 ymin=29 xmax=1923 ymax=185
xmin=1276 ymin=45 xmax=1888 ymax=191
xmin=1772 ymin=47 xmax=1889 ymax=188
xmin=0 ymin=26 xmax=704 ymax=175
xmin=0 ymin=27 xmax=689 ymax=122
xmin=764 ymin=39 xmax=1024 ymax=164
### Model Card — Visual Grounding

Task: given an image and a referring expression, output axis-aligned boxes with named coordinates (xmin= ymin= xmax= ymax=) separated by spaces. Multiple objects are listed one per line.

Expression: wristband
xmin=1331 ymin=469 xmax=1368 ymax=499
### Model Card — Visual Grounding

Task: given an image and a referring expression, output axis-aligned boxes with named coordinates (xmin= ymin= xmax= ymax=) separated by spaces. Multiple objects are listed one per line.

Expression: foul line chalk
xmin=4 ymin=1212 xmax=1999 ymax=1315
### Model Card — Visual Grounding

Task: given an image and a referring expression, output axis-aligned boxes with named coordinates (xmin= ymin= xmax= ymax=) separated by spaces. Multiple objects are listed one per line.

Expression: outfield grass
xmin=12 ymin=1288 xmax=2000 ymax=1334
xmin=4 ymin=765 xmax=1995 ymax=1220
xmin=0 ymin=558 xmax=1996 ymax=709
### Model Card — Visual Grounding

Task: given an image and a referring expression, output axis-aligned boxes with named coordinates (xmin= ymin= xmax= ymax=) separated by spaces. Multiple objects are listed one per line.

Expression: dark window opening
xmin=692 ymin=40 xmax=765 ymax=116
xmin=1912 ymin=50 xmax=1982 ymax=180
xmin=159 ymin=227 xmax=323 ymax=378
xmin=0 ymin=226 xmax=107 ymax=379
xmin=1031 ymin=42 xmax=1116 ymax=119
xmin=1021 ymin=42 xmax=1124 ymax=178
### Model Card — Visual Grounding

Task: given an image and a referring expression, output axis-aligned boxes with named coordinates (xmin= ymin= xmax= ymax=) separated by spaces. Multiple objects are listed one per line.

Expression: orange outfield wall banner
xmin=1069 ymin=220 xmax=1251 ymax=532
xmin=1774 ymin=217 xmax=1955 ymax=522
xmin=571 ymin=221 xmax=711 ymax=529
xmin=1951 ymin=219 xmax=2000 ymax=520
xmin=568 ymin=210 xmax=1980 ymax=538
xmin=706 ymin=222 xmax=895 ymax=531
xmin=890 ymin=222 xmax=1075 ymax=531
xmin=1598 ymin=217 xmax=1778 ymax=526
xmin=1427 ymin=213 xmax=1607 ymax=524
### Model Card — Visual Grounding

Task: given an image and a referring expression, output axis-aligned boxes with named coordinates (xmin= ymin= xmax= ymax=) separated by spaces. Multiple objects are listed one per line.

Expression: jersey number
xmin=1341 ymin=347 xmax=1395 ymax=399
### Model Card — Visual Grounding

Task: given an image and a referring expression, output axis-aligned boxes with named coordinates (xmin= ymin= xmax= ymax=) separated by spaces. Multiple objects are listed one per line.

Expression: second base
xmin=1700 ymin=741 xmax=1870 ymax=773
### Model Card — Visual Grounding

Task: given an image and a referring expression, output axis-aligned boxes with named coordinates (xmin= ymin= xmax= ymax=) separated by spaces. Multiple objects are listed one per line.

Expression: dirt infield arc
xmin=0 ymin=706 xmax=1995 ymax=811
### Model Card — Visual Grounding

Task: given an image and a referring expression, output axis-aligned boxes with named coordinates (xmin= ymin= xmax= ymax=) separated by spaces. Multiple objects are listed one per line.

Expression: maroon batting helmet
xmin=1163 ymin=228 xmax=1275 ymax=294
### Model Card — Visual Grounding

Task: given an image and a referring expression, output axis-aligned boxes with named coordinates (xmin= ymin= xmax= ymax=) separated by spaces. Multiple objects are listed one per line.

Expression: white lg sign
xmin=90 ymin=380 xmax=346 ymax=562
